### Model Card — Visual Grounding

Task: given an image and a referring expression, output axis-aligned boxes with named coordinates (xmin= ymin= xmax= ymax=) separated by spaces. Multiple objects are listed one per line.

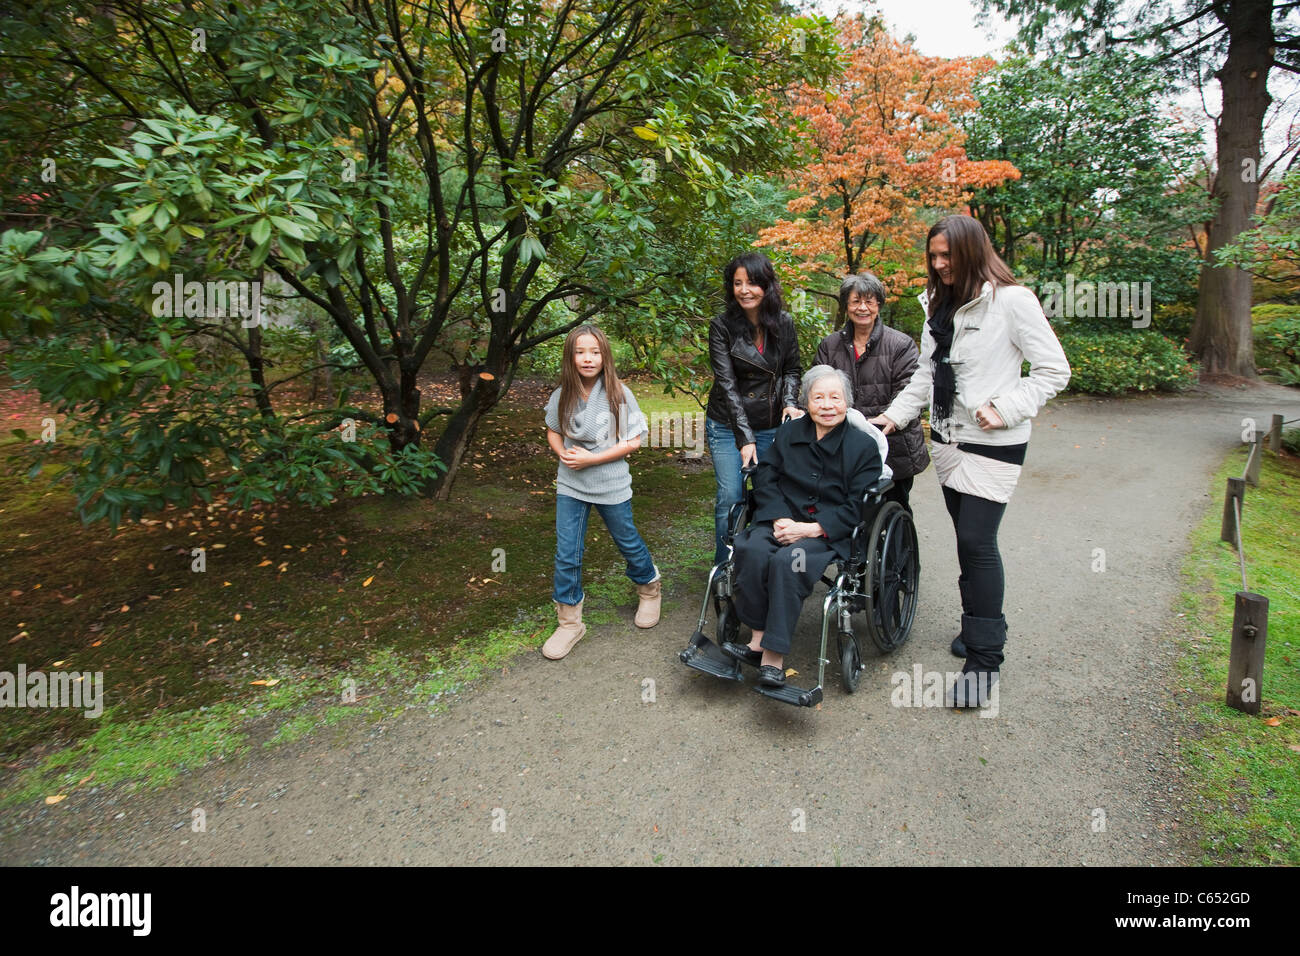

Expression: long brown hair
xmin=556 ymin=324 xmax=625 ymax=440
xmin=925 ymin=214 xmax=1016 ymax=317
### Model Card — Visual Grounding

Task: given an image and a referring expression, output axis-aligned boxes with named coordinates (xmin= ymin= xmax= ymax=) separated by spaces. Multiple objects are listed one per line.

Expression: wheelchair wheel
xmin=864 ymin=502 xmax=919 ymax=653
xmin=714 ymin=593 xmax=740 ymax=647
xmin=840 ymin=633 xmax=862 ymax=693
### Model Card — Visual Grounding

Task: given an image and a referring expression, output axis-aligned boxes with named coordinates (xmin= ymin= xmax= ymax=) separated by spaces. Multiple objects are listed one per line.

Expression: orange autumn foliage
xmin=759 ymin=17 xmax=1020 ymax=300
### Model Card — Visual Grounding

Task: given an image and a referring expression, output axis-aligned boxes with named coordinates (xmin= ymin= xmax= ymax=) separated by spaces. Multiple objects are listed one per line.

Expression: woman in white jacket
xmin=872 ymin=215 xmax=1070 ymax=707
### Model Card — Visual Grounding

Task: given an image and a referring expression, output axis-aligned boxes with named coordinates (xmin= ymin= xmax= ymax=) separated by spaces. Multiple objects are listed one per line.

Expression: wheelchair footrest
xmin=753 ymin=682 xmax=823 ymax=708
xmin=679 ymin=630 xmax=744 ymax=682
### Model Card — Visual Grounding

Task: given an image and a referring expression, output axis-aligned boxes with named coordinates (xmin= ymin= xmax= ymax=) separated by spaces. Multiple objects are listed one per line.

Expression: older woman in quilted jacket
xmin=815 ymin=273 xmax=929 ymax=514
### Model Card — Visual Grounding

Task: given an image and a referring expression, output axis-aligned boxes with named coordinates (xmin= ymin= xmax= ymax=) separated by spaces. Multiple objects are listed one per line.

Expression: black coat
xmin=752 ymin=415 xmax=883 ymax=560
xmin=705 ymin=310 xmax=801 ymax=448
xmin=815 ymin=322 xmax=930 ymax=479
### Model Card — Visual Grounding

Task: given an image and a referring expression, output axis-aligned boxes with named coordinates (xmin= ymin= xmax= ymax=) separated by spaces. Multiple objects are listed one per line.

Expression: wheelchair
xmin=679 ymin=465 xmax=920 ymax=707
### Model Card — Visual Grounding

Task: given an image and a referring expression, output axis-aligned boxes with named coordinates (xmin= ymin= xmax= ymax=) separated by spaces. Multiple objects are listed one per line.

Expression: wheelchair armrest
xmin=857 ymin=478 xmax=894 ymax=529
xmin=861 ymin=477 xmax=894 ymax=502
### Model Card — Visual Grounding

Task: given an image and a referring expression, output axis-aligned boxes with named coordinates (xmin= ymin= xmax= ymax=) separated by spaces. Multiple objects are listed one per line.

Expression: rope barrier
xmin=1232 ymin=495 xmax=1248 ymax=592
xmin=1241 ymin=435 xmax=1260 ymax=481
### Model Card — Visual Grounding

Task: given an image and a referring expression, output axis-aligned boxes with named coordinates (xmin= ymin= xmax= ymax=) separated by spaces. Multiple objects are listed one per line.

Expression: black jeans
xmin=732 ymin=524 xmax=836 ymax=656
xmin=883 ymin=475 xmax=913 ymax=514
xmin=940 ymin=486 xmax=1007 ymax=618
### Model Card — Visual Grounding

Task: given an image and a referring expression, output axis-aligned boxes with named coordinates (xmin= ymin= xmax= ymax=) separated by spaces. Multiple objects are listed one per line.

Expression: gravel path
xmin=4 ymin=383 xmax=1298 ymax=865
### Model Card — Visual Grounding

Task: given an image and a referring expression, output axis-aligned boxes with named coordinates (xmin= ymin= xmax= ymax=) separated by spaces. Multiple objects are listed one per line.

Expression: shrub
xmin=1059 ymin=331 xmax=1198 ymax=394
xmin=1251 ymin=303 xmax=1300 ymax=326
xmin=888 ymin=293 xmax=925 ymax=343
xmin=1151 ymin=301 xmax=1195 ymax=341
xmin=1252 ymin=310 xmax=1300 ymax=383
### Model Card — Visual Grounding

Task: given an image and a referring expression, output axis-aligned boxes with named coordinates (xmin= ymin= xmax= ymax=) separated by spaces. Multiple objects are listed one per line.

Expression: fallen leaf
xmin=204 ymin=638 xmax=218 ymax=646
xmin=1290 ymin=745 xmax=1300 ymax=754
xmin=45 ymin=795 xmax=66 ymax=805
xmin=249 ymin=678 xmax=280 ymax=687
xmin=785 ymin=668 xmax=797 ymax=677
xmin=362 ymin=576 xmax=374 ymax=587
xmin=120 ymin=604 xmax=130 ymax=612
xmin=1264 ymin=717 xmax=1282 ymax=726
xmin=257 ymin=560 xmax=272 ymax=567
xmin=234 ymin=613 xmax=241 ymax=622
xmin=9 ymin=631 xmax=28 ymax=643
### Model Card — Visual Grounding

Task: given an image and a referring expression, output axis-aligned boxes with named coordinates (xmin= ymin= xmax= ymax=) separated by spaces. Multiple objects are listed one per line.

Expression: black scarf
xmin=928 ymin=298 xmax=957 ymax=424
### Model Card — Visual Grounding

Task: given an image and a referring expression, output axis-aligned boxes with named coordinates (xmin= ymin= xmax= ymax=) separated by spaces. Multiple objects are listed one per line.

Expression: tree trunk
xmin=428 ymin=368 xmax=505 ymax=500
xmin=1189 ymin=0 xmax=1272 ymax=378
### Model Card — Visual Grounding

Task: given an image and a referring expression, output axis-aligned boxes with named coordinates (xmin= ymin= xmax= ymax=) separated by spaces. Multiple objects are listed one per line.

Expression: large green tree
xmin=0 ymin=0 xmax=837 ymax=522
xmin=963 ymin=49 xmax=1208 ymax=307
xmin=979 ymin=0 xmax=1300 ymax=375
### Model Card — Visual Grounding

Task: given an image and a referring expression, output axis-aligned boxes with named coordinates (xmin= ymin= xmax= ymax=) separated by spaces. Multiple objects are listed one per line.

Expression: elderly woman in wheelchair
xmin=680 ymin=365 xmax=919 ymax=707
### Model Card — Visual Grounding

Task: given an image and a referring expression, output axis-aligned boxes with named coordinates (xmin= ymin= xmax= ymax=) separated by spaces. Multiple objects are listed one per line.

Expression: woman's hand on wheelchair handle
xmin=782 ymin=406 xmax=805 ymax=423
xmin=868 ymin=413 xmax=897 ymax=435
xmin=740 ymin=442 xmax=758 ymax=468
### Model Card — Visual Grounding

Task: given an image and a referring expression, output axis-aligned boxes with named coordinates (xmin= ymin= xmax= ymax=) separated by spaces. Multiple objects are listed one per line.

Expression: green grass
xmin=1178 ymin=447 xmax=1300 ymax=865
xmin=0 ymin=376 xmax=718 ymax=805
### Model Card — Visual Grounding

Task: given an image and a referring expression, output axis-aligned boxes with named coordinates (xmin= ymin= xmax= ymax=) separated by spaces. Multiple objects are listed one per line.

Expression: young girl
xmin=542 ymin=325 xmax=660 ymax=659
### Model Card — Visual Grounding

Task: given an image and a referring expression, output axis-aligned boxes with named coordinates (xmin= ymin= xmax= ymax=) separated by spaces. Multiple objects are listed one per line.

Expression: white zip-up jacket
xmin=883 ymin=282 xmax=1070 ymax=445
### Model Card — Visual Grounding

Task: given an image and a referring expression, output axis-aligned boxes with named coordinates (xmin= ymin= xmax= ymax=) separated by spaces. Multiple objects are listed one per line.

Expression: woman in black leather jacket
xmin=704 ymin=252 xmax=803 ymax=566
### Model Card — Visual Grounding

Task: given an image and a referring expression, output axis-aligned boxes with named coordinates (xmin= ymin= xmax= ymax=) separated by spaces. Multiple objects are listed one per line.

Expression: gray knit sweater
xmin=545 ymin=380 xmax=649 ymax=505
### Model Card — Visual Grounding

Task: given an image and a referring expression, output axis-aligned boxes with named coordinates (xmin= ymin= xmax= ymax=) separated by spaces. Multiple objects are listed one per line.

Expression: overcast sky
xmin=808 ymin=0 xmax=1300 ymax=167
xmin=813 ymin=0 xmax=1017 ymax=58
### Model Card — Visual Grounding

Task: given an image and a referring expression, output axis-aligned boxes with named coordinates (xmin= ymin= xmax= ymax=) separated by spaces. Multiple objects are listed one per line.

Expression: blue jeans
xmin=553 ymin=494 xmax=658 ymax=606
xmin=706 ymin=416 xmax=777 ymax=566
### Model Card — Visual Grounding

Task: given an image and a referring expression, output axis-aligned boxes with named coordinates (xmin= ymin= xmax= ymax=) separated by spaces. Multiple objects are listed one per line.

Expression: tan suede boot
xmin=634 ymin=576 xmax=661 ymax=628
xmin=542 ymin=600 xmax=586 ymax=659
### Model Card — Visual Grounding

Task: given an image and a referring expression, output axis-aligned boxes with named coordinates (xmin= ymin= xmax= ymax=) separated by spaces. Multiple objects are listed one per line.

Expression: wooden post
xmin=1220 ymin=477 xmax=1245 ymax=545
xmin=1269 ymin=414 xmax=1283 ymax=455
xmin=1226 ymin=591 xmax=1268 ymax=715
xmin=1245 ymin=431 xmax=1262 ymax=486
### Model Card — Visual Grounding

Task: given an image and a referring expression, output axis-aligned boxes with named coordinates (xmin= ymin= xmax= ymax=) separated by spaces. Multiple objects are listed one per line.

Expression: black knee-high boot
xmin=947 ymin=614 xmax=1005 ymax=708
xmin=950 ymin=575 xmax=972 ymax=658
